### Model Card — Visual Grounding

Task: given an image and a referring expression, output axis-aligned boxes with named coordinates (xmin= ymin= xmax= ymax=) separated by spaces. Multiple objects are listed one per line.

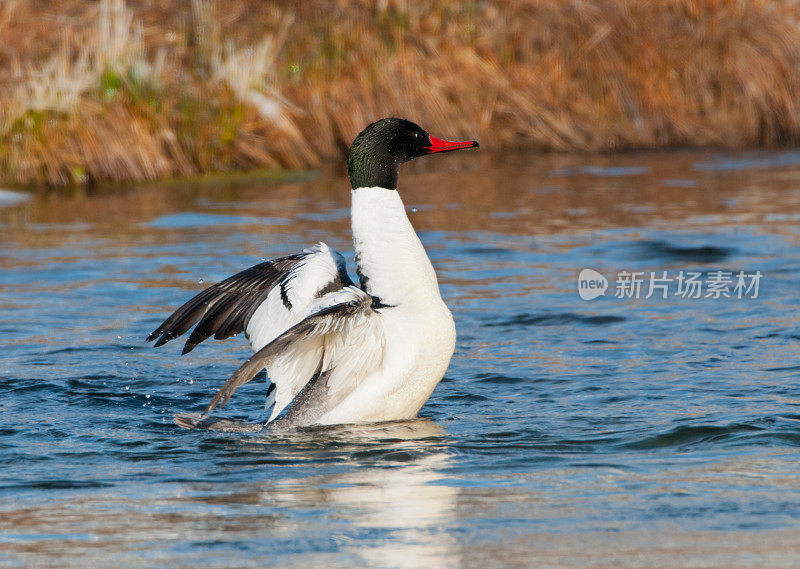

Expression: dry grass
xmin=2 ymin=0 xmax=800 ymax=186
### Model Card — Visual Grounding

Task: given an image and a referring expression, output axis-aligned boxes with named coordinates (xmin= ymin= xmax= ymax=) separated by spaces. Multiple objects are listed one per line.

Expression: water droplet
xmin=261 ymin=257 xmax=267 ymax=262
xmin=198 ymin=278 xmax=204 ymax=284
xmin=411 ymin=207 xmax=418 ymax=213
xmin=145 ymin=394 xmax=151 ymax=399
xmin=117 ymin=335 xmax=121 ymax=339
xmin=189 ymin=379 xmax=194 ymax=384
xmin=125 ymin=385 xmax=130 ymax=390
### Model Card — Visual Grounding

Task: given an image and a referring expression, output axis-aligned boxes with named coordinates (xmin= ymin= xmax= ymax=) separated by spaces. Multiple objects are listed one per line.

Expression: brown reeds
xmin=2 ymin=0 xmax=800 ymax=187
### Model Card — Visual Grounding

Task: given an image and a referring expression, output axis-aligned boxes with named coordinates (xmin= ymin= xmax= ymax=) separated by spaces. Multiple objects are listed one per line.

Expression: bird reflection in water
xmin=258 ymin=419 xmax=458 ymax=569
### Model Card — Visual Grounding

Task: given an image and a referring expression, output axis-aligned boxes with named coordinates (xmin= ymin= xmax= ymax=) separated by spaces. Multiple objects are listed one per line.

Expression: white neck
xmin=351 ymin=186 xmax=441 ymax=306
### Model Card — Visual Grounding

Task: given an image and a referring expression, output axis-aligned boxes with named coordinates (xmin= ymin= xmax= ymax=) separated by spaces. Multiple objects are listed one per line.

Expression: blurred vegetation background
xmin=2 ymin=0 xmax=800 ymax=187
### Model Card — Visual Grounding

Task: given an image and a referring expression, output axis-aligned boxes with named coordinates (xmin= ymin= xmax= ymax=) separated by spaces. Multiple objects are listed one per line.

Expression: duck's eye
xmin=413 ymin=132 xmax=421 ymax=139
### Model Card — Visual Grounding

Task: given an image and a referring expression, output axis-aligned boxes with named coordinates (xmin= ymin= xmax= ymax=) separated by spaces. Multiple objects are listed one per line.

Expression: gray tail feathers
xmin=174 ymin=412 xmax=265 ymax=432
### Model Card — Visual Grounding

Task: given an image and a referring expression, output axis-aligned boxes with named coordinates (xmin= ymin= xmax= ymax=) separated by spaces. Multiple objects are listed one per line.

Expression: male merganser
xmin=148 ymin=118 xmax=479 ymax=429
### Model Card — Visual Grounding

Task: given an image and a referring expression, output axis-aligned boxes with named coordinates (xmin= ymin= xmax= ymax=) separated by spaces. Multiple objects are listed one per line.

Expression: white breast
xmin=314 ymin=186 xmax=456 ymax=424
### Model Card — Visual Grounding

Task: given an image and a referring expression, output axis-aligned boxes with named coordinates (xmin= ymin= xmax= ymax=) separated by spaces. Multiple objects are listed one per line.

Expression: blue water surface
xmin=1 ymin=149 xmax=800 ymax=568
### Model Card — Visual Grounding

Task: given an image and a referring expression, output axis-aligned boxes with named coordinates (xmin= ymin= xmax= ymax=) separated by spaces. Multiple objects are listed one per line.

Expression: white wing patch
xmin=202 ymin=286 xmax=385 ymax=424
xmin=322 ymin=307 xmax=384 ymax=399
xmin=265 ymin=285 xmax=385 ymax=423
xmin=246 ymin=242 xmax=346 ymax=351
xmin=243 ymin=244 xmax=382 ymax=422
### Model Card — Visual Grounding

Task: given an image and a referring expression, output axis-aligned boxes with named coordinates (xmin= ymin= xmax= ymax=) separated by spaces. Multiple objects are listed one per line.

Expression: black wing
xmin=146 ymin=254 xmax=305 ymax=354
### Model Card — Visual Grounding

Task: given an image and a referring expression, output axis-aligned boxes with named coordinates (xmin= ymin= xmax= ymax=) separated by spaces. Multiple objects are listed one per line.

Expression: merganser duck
xmin=147 ymin=118 xmax=479 ymax=429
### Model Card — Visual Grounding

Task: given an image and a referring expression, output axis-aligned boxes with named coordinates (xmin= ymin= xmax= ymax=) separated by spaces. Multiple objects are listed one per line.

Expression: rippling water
xmin=2 ymin=150 xmax=800 ymax=568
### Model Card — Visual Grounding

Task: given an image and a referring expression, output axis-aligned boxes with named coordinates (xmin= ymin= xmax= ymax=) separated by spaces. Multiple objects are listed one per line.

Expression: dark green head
xmin=347 ymin=118 xmax=479 ymax=190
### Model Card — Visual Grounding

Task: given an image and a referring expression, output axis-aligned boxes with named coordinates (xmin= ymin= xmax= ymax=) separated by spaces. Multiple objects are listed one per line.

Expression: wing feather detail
xmin=200 ymin=286 xmax=384 ymax=423
xmin=147 ymin=254 xmax=304 ymax=353
xmin=146 ymin=243 xmax=352 ymax=355
xmin=149 ymin=242 xmax=384 ymax=428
